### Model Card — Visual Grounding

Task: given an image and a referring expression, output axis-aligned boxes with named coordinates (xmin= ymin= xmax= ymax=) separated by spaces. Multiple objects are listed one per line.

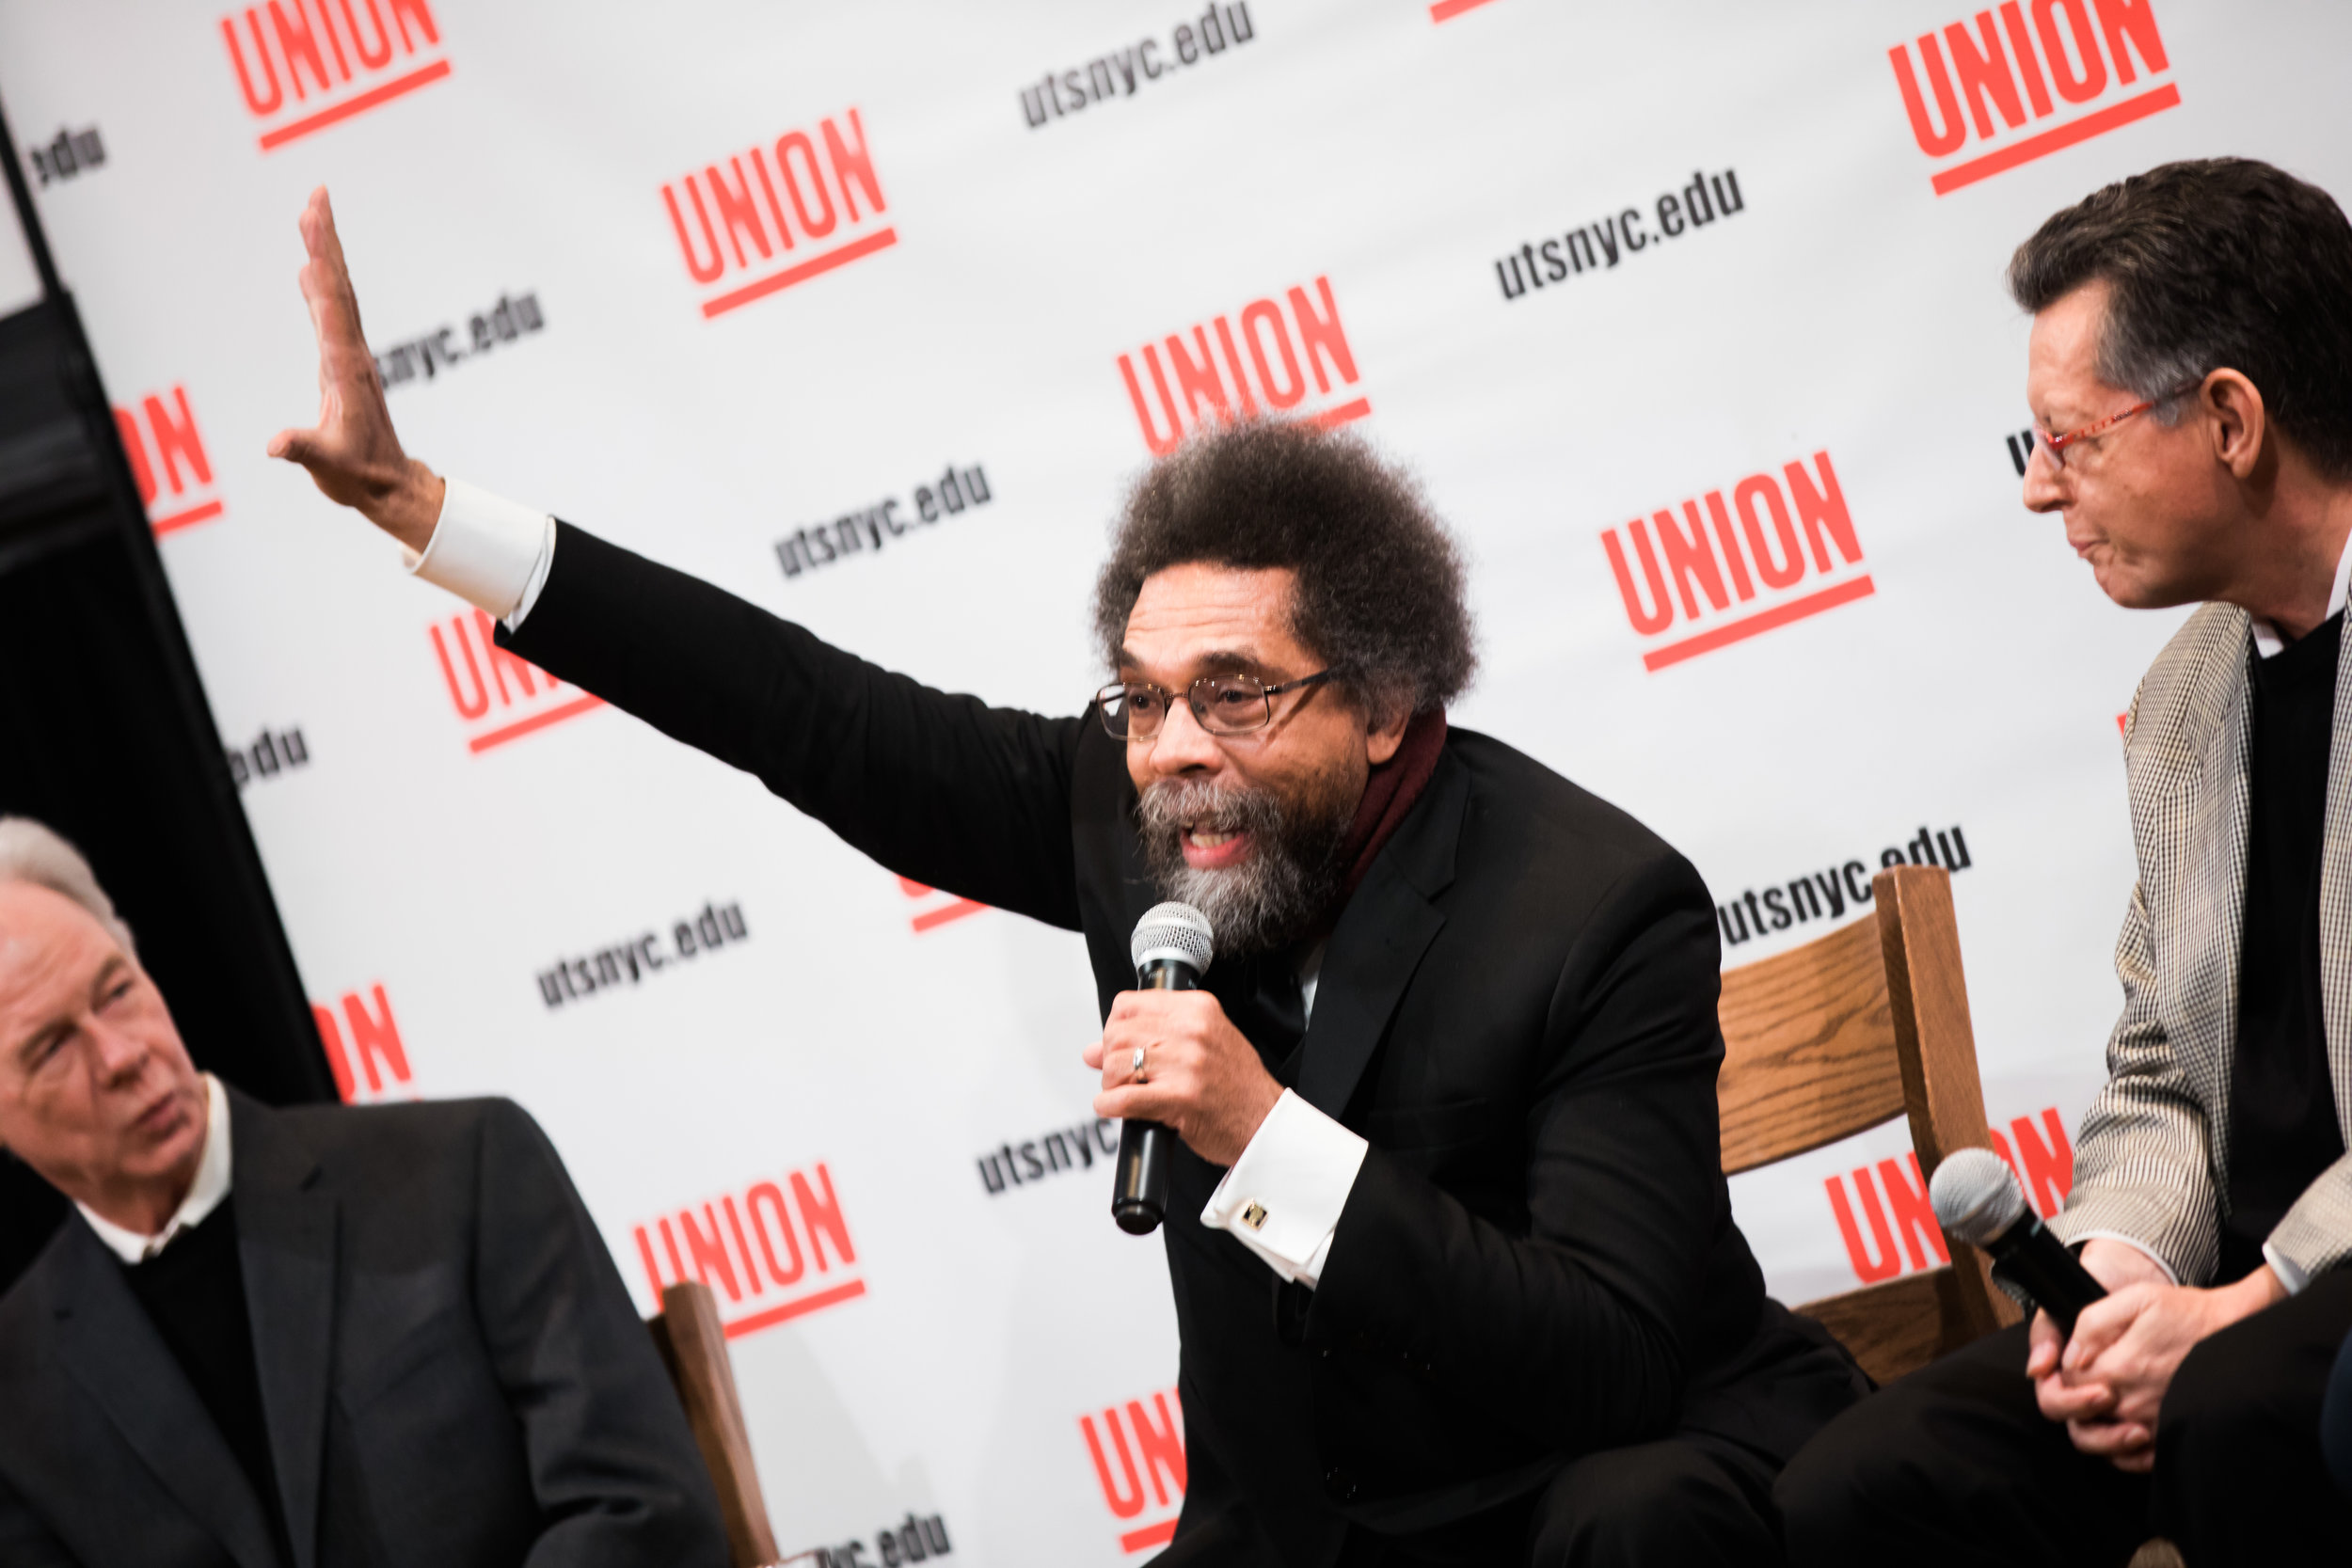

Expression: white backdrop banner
xmin=6 ymin=1 xmax=2347 ymax=1561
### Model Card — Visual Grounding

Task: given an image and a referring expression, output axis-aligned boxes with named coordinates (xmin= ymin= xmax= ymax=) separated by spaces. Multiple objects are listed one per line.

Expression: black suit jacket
xmin=0 ymin=1088 xmax=728 ymax=1568
xmin=498 ymin=525 xmax=1864 ymax=1563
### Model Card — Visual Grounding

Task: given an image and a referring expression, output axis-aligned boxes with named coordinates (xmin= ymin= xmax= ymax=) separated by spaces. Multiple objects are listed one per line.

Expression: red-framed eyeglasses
xmin=2032 ymin=380 xmax=2203 ymax=469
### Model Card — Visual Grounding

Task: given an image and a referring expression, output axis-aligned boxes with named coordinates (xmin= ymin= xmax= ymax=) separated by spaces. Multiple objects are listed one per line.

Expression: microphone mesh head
xmin=1131 ymin=902 xmax=1214 ymax=978
xmin=1930 ymin=1148 xmax=2029 ymax=1246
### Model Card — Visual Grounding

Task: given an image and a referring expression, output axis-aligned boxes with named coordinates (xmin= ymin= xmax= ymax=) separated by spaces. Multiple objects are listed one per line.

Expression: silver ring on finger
xmin=1131 ymin=1044 xmax=1148 ymax=1085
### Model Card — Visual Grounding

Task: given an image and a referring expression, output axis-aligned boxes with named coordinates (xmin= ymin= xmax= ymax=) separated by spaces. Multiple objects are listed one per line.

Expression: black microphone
xmin=1112 ymin=902 xmax=1215 ymax=1236
xmin=1930 ymin=1147 xmax=2107 ymax=1333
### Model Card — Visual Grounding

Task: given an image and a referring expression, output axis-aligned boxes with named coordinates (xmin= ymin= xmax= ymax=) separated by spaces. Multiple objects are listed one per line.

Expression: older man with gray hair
xmin=0 ymin=817 xmax=727 ymax=1568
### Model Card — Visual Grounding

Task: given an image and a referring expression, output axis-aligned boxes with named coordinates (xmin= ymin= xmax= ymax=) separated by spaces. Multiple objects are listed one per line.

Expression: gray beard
xmin=1136 ymin=776 xmax=1349 ymax=958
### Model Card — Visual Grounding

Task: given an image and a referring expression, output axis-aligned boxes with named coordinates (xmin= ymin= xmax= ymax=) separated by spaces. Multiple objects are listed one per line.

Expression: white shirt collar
xmin=2250 ymin=526 xmax=2352 ymax=658
xmin=77 ymin=1072 xmax=233 ymax=1264
xmin=1296 ymin=941 xmax=1327 ymax=1027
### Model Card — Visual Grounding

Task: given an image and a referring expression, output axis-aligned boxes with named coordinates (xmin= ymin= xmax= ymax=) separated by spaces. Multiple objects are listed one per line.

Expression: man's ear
xmin=2204 ymin=370 xmax=2268 ymax=481
xmin=1364 ymin=699 xmax=1410 ymax=767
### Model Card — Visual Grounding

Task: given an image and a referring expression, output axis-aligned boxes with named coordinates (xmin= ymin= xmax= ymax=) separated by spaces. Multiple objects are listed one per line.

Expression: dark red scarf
xmin=1335 ymin=708 xmax=1448 ymax=899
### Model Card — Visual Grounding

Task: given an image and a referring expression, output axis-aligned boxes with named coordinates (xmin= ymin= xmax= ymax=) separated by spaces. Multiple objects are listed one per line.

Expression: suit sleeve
xmin=1307 ymin=851 xmax=1733 ymax=1453
xmin=2265 ymin=1156 xmax=2352 ymax=1284
xmin=468 ymin=1100 xmax=731 ymax=1568
xmin=0 ymin=1472 xmax=84 ymax=1568
xmin=2046 ymin=878 xmax=2224 ymax=1285
xmin=500 ymin=522 xmax=1089 ymax=928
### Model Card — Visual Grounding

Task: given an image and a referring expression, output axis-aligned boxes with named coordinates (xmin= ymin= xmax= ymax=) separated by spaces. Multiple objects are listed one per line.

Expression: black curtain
xmin=0 ymin=112 xmax=332 ymax=1294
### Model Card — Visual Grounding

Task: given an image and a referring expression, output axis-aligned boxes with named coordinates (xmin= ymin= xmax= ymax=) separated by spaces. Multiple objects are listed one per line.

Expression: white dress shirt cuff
xmin=1200 ymin=1088 xmax=1368 ymax=1289
xmin=405 ymin=477 xmax=556 ymax=626
xmin=2068 ymin=1229 xmax=2181 ymax=1287
xmin=2262 ymin=1240 xmax=2312 ymax=1296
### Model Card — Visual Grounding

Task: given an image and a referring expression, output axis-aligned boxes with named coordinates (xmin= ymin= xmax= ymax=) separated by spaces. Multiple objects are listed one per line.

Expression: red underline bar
xmin=259 ymin=58 xmax=453 ymax=151
xmin=468 ymin=694 xmax=604 ymax=753
xmin=1429 ymin=0 xmax=1502 ymax=20
xmin=723 ymin=1278 xmax=868 ymax=1338
xmin=1309 ymin=396 xmax=1372 ymax=429
xmin=151 ymin=499 xmax=224 ymax=535
xmin=912 ymin=898 xmax=987 ymax=933
xmin=701 ymin=228 xmax=900 ymax=318
xmin=1931 ymin=83 xmax=2181 ymax=196
xmin=1642 ymin=576 xmax=1876 ymax=672
xmin=1120 ymin=1519 xmax=1179 ymax=1553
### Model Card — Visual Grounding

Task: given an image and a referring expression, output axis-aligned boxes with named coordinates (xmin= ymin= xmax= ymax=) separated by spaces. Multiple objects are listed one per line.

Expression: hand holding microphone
xmin=1108 ymin=903 xmax=1212 ymax=1234
xmin=1932 ymin=1148 xmax=2148 ymax=1458
xmin=1933 ymin=1148 xmax=2291 ymax=1472
xmin=1089 ymin=902 xmax=1284 ymax=1233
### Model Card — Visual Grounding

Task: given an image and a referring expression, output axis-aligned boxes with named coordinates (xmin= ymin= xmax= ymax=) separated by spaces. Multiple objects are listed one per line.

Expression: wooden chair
xmin=649 ymin=1280 xmax=783 ymax=1568
xmin=1717 ymin=863 xmax=2021 ymax=1385
xmin=1724 ymin=879 xmax=2185 ymax=1568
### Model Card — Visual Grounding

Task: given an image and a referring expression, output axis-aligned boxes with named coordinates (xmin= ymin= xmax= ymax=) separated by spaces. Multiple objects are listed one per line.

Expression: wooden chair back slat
xmin=1877 ymin=870 xmax=1995 ymax=1175
xmin=1719 ymin=865 xmax=2020 ymax=1386
xmin=1717 ymin=912 xmax=1903 ymax=1176
xmin=1875 ymin=868 xmax=2017 ymax=1348
xmin=650 ymin=1280 xmax=780 ymax=1568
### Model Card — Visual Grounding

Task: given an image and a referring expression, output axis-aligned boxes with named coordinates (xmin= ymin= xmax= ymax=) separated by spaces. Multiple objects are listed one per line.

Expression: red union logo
xmin=1890 ymin=0 xmax=2175 ymax=196
xmin=631 ymin=1163 xmax=867 ymax=1337
xmin=1825 ymin=1107 xmax=2074 ymax=1285
xmin=1119 ymin=277 xmax=1369 ymax=455
xmin=898 ymin=876 xmax=986 ymax=934
xmin=312 ymin=982 xmax=414 ymax=1102
xmin=220 ymin=0 xmax=452 ymax=152
xmin=113 ymin=385 xmax=225 ymax=537
xmin=1599 ymin=451 xmax=1872 ymax=673
xmin=661 ymin=107 xmax=895 ymax=321
xmin=429 ymin=607 xmax=603 ymax=753
xmin=1080 ymin=1386 xmax=1185 ymax=1554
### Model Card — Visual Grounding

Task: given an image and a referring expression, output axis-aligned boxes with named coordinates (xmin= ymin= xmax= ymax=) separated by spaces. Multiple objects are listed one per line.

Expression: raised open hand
xmin=266 ymin=186 xmax=443 ymax=550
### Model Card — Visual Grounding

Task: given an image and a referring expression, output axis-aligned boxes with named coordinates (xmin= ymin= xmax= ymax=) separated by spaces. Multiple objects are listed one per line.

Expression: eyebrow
xmin=11 ymin=955 xmax=135 ymax=1068
xmin=2034 ymin=389 xmax=2106 ymax=429
xmin=88 ymin=955 xmax=129 ymax=998
xmin=1116 ymin=646 xmax=1266 ymax=676
xmin=13 ymin=955 xmax=128 ymax=1064
xmin=12 ymin=1003 xmax=72 ymax=1069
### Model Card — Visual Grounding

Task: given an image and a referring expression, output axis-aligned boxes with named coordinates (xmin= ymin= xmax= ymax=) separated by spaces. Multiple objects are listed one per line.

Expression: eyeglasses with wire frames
xmin=2031 ymin=379 xmax=2204 ymax=470
xmin=1095 ymin=670 xmax=1335 ymax=741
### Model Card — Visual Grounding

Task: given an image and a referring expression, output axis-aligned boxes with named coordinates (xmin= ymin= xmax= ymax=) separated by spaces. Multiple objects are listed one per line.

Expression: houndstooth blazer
xmin=2049 ymin=602 xmax=2352 ymax=1287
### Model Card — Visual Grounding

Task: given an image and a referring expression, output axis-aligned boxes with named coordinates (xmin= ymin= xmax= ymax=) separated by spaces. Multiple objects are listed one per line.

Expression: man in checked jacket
xmin=1781 ymin=159 xmax=2352 ymax=1565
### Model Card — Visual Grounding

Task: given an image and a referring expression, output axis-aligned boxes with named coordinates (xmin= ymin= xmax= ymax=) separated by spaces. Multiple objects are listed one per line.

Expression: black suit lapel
xmin=1294 ymin=752 xmax=1469 ymax=1118
xmin=50 ymin=1218 xmax=282 ymax=1568
xmin=229 ymin=1091 xmax=338 ymax=1568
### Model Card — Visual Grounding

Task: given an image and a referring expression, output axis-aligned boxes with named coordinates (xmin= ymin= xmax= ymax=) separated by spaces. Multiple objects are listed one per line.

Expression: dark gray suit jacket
xmin=0 ymin=1087 xmax=728 ymax=1568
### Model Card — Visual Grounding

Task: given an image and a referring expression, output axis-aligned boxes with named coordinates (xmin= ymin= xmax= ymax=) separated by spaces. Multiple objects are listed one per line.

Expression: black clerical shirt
xmin=120 ymin=1199 xmax=294 ymax=1568
xmin=2222 ymin=610 xmax=2348 ymax=1282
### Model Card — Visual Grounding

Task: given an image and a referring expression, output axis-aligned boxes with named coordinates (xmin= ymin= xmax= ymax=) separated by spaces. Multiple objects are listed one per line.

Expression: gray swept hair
xmin=0 ymin=817 xmax=135 ymax=956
